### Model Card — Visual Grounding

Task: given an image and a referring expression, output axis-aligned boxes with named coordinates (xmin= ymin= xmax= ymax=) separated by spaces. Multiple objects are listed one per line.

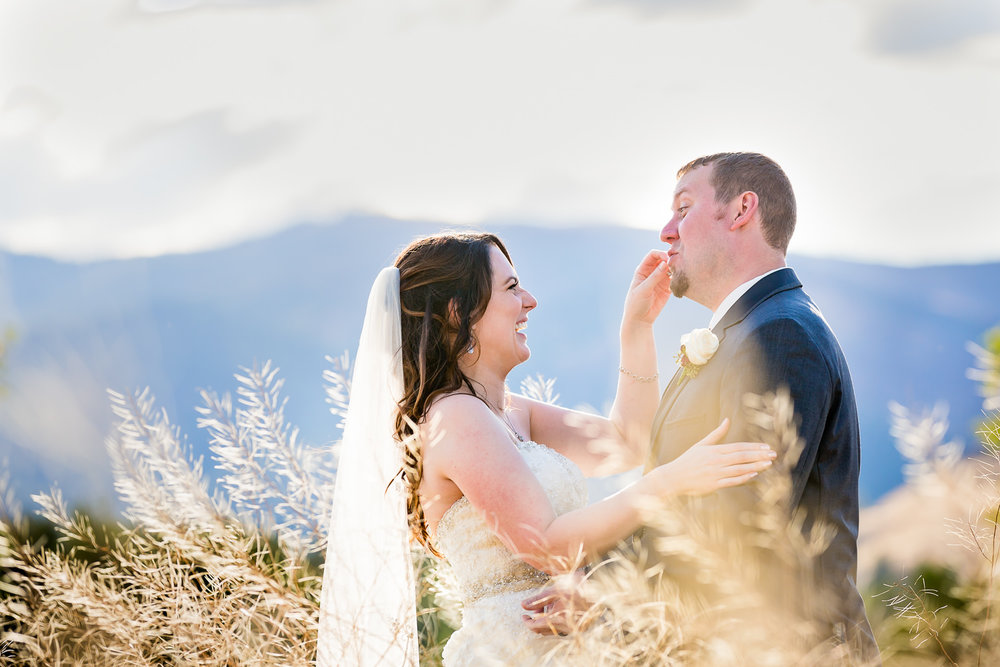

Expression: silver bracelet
xmin=618 ymin=366 xmax=658 ymax=383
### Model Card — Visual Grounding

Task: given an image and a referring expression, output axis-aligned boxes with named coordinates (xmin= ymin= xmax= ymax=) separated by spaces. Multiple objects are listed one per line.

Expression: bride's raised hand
xmin=645 ymin=419 xmax=777 ymax=497
xmin=622 ymin=250 xmax=672 ymax=327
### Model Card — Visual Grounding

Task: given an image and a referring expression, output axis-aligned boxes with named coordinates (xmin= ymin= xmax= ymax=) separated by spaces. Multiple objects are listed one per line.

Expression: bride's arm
xmin=518 ymin=250 xmax=671 ymax=476
xmin=423 ymin=396 xmax=774 ymax=573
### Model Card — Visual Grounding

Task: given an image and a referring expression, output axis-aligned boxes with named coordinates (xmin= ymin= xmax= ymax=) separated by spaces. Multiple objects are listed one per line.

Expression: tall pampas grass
xmin=876 ymin=411 xmax=1000 ymax=666
xmin=0 ymin=360 xmax=880 ymax=665
xmin=874 ymin=329 xmax=1000 ymax=666
xmin=0 ymin=358 xmax=463 ymax=666
xmin=0 ymin=362 xmax=339 ymax=666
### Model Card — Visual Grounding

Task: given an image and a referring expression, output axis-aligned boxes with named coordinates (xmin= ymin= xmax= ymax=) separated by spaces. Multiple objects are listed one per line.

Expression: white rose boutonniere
xmin=675 ymin=328 xmax=719 ymax=379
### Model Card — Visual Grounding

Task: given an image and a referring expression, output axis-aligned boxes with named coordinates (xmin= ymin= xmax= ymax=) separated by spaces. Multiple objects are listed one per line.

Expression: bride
xmin=317 ymin=232 xmax=775 ymax=666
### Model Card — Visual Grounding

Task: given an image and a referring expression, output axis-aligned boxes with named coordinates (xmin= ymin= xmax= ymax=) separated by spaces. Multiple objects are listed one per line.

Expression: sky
xmin=0 ymin=0 xmax=998 ymax=265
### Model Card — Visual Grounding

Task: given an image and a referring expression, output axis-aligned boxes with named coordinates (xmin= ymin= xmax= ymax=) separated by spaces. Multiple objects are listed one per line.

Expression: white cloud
xmin=136 ymin=0 xmax=321 ymax=13
xmin=0 ymin=109 xmax=296 ymax=257
xmin=0 ymin=0 xmax=997 ymax=264
xmin=587 ymin=0 xmax=748 ymax=18
xmin=868 ymin=0 xmax=1000 ymax=55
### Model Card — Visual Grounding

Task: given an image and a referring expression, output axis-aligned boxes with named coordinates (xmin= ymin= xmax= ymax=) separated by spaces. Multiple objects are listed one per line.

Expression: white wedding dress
xmin=434 ymin=440 xmax=589 ymax=666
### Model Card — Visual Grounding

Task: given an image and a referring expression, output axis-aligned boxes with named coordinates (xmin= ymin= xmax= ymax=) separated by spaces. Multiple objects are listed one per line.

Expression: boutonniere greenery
xmin=674 ymin=328 xmax=719 ymax=379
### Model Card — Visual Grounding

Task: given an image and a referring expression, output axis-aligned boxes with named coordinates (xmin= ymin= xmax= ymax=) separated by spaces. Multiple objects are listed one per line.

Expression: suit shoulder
xmin=746 ymin=290 xmax=837 ymax=341
xmin=745 ymin=303 xmax=853 ymax=377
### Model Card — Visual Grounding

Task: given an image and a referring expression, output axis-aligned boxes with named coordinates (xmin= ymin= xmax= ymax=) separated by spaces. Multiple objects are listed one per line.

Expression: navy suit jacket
xmin=646 ymin=267 xmax=877 ymax=656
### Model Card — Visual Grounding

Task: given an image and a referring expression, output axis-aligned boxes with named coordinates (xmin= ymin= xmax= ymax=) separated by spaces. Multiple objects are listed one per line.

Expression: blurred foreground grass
xmin=1 ymin=328 xmax=998 ymax=665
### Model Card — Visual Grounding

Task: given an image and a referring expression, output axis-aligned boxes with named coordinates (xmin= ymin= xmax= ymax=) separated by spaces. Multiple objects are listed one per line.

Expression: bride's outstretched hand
xmin=623 ymin=250 xmax=672 ymax=327
xmin=646 ymin=419 xmax=776 ymax=497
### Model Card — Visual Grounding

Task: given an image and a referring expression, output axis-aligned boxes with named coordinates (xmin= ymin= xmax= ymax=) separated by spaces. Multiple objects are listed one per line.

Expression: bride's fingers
xmin=713 ymin=441 xmax=772 ymax=454
xmin=695 ymin=418 xmax=731 ymax=447
xmin=521 ymin=597 xmax=549 ymax=613
xmin=633 ymin=250 xmax=670 ymax=278
xmin=522 ymin=612 xmax=570 ymax=636
xmin=722 ymin=460 xmax=774 ymax=476
xmin=521 ymin=587 xmax=557 ymax=611
xmin=633 ymin=260 xmax=669 ymax=294
xmin=647 ymin=263 xmax=672 ymax=297
xmin=716 ymin=471 xmax=762 ymax=488
xmin=719 ymin=447 xmax=777 ymax=464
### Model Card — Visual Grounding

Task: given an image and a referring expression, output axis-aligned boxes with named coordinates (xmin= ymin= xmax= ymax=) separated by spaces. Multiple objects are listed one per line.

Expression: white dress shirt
xmin=708 ymin=267 xmax=787 ymax=331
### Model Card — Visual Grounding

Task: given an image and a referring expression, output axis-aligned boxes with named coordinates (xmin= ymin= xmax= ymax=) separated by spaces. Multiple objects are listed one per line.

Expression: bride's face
xmin=470 ymin=245 xmax=537 ymax=374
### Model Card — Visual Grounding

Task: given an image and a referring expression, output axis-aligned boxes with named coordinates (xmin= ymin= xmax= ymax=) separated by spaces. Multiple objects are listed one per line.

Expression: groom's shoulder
xmin=732 ymin=284 xmax=833 ymax=339
xmin=748 ymin=284 xmax=829 ymax=331
xmin=740 ymin=288 xmax=847 ymax=364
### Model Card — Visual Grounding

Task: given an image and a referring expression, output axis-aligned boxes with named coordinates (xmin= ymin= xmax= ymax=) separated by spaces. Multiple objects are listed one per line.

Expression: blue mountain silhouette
xmin=1 ymin=217 xmax=996 ymax=512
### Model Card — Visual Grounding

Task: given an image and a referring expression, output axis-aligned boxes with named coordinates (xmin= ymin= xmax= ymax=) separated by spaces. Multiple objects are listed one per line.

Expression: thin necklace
xmin=498 ymin=409 xmax=525 ymax=443
xmin=481 ymin=392 xmax=525 ymax=443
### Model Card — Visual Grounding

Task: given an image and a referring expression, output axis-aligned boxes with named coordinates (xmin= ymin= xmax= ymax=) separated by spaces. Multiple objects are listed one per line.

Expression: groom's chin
xmin=669 ymin=274 xmax=690 ymax=299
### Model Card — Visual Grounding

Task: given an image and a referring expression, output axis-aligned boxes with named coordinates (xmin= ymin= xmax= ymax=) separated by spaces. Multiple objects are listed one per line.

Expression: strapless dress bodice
xmin=433 ymin=440 xmax=588 ymax=666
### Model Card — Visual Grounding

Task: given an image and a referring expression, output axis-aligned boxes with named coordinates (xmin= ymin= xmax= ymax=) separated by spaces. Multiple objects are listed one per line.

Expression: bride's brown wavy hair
xmin=393 ymin=232 xmax=512 ymax=555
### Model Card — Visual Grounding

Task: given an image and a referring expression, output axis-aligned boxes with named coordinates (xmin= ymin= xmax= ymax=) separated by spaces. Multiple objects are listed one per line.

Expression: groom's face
xmin=661 ymin=165 xmax=728 ymax=304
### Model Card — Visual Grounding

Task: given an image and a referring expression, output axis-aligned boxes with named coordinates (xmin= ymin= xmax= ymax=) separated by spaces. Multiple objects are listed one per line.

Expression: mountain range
xmin=1 ymin=217 xmax=997 ymax=513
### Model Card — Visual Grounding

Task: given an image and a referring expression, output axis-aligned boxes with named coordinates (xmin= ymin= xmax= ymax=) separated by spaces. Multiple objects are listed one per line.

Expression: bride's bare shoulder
xmin=425 ymin=392 xmax=488 ymax=421
xmin=420 ymin=392 xmax=510 ymax=449
xmin=420 ymin=393 xmax=492 ymax=443
xmin=420 ymin=393 xmax=516 ymax=489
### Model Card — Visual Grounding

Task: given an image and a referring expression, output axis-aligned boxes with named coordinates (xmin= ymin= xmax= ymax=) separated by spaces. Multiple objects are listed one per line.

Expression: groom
xmin=646 ymin=152 xmax=877 ymax=659
xmin=527 ymin=152 xmax=878 ymax=661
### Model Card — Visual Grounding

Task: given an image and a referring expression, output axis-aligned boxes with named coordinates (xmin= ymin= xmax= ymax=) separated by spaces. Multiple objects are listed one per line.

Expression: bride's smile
xmin=467 ymin=245 xmax=537 ymax=376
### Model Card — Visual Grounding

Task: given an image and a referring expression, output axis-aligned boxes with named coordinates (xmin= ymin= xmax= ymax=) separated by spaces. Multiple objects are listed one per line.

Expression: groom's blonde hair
xmin=678 ymin=152 xmax=796 ymax=253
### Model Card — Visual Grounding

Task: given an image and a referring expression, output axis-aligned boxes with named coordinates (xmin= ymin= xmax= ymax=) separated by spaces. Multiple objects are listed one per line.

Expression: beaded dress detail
xmin=434 ymin=440 xmax=588 ymax=666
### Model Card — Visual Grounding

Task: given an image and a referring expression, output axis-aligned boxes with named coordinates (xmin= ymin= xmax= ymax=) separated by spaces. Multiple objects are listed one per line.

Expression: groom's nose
xmin=660 ymin=216 xmax=679 ymax=244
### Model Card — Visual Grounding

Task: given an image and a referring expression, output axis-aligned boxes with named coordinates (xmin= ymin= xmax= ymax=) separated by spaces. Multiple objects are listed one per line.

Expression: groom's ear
xmin=730 ymin=191 xmax=759 ymax=231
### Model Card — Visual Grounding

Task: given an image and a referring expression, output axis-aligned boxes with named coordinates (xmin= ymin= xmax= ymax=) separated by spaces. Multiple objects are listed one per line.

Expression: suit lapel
xmin=713 ymin=267 xmax=801 ymax=333
xmin=647 ymin=268 xmax=803 ymax=470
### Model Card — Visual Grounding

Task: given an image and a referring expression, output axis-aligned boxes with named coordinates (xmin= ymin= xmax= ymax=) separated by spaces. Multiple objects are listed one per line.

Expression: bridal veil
xmin=317 ymin=267 xmax=418 ymax=666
